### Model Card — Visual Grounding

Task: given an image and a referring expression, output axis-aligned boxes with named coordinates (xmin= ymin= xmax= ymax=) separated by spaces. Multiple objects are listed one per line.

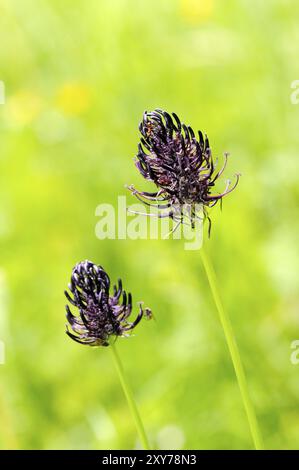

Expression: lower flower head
xmin=65 ymin=260 xmax=149 ymax=347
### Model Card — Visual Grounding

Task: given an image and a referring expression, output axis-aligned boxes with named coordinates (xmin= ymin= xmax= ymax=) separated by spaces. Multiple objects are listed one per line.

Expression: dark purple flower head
xmin=127 ymin=109 xmax=240 ymax=234
xmin=65 ymin=260 xmax=149 ymax=347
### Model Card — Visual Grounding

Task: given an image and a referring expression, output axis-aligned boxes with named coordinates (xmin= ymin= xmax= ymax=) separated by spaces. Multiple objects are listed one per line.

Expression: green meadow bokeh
xmin=1 ymin=0 xmax=299 ymax=450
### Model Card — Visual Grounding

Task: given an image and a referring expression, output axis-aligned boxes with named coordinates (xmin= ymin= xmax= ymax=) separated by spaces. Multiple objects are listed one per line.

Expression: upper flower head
xmin=128 ymin=109 xmax=240 ymax=233
xmin=65 ymin=260 xmax=150 ymax=347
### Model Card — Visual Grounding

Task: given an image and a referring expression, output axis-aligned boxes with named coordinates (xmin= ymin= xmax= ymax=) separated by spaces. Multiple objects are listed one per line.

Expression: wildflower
xmin=65 ymin=260 xmax=149 ymax=346
xmin=127 ymin=109 xmax=239 ymax=234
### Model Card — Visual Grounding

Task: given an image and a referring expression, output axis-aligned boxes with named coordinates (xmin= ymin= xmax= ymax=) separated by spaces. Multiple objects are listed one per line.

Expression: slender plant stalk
xmin=110 ymin=342 xmax=150 ymax=450
xmin=200 ymin=245 xmax=263 ymax=450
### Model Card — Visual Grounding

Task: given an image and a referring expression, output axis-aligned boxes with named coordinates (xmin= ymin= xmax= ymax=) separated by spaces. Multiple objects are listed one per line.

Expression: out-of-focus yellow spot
xmin=7 ymin=90 xmax=42 ymax=126
xmin=56 ymin=82 xmax=91 ymax=115
xmin=180 ymin=0 xmax=214 ymax=23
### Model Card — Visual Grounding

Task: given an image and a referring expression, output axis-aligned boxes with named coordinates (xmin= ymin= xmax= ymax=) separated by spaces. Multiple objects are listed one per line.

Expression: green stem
xmin=110 ymin=342 xmax=150 ymax=450
xmin=200 ymin=245 xmax=263 ymax=450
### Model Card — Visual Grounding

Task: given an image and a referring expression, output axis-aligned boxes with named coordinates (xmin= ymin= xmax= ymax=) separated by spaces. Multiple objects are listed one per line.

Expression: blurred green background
xmin=1 ymin=0 xmax=299 ymax=450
